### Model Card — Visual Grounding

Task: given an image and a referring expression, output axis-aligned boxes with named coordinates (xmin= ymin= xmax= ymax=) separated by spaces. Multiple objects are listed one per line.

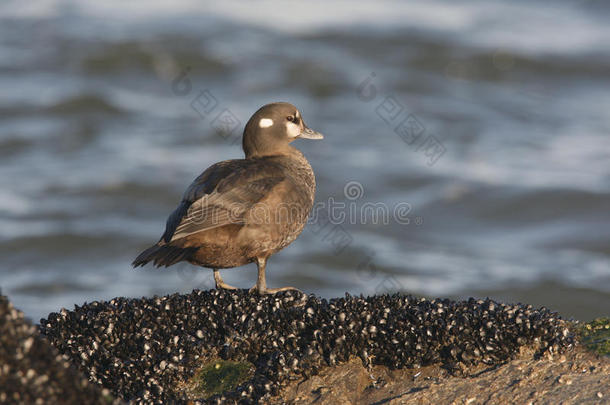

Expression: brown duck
xmin=132 ymin=102 xmax=323 ymax=294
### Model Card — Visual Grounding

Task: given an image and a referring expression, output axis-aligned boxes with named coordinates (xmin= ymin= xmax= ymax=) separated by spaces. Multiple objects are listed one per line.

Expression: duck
xmin=132 ymin=102 xmax=323 ymax=294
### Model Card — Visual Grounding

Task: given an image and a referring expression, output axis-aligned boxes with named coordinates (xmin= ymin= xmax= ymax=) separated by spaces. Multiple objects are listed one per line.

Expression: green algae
xmin=578 ymin=318 xmax=610 ymax=356
xmin=188 ymin=359 xmax=254 ymax=398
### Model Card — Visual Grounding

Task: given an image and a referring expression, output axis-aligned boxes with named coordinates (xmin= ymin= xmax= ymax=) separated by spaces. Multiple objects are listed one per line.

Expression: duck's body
xmin=135 ymin=148 xmax=315 ymax=269
xmin=133 ymin=102 xmax=323 ymax=294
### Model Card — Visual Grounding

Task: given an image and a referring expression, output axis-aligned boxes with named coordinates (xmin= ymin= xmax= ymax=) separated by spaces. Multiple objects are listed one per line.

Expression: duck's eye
xmin=287 ymin=115 xmax=295 ymax=122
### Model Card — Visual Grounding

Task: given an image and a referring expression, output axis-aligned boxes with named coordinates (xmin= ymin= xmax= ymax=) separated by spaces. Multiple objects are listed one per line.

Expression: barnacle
xmin=38 ymin=290 xmax=576 ymax=404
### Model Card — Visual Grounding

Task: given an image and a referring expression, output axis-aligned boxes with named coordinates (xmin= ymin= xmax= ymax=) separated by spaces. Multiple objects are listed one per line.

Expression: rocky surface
xmin=0 ymin=294 xmax=117 ymax=404
xmin=276 ymin=348 xmax=609 ymax=404
xmin=39 ymin=289 xmax=579 ymax=404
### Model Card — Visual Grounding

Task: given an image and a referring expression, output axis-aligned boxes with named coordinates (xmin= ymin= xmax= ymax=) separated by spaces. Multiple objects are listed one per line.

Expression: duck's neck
xmin=244 ymin=144 xmax=299 ymax=159
xmin=253 ymin=146 xmax=316 ymax=195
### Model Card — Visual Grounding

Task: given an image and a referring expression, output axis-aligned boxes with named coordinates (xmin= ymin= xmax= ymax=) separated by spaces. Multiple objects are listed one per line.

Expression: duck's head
xmin=242 ymin=102 xmax=323 ymax=158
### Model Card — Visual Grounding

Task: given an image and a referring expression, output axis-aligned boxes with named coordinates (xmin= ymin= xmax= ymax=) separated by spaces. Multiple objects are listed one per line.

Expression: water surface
xmin=1 ymin=0 xmax=609 ymax=322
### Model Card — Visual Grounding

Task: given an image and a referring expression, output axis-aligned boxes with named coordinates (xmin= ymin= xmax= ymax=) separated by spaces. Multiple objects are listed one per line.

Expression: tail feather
xmin=132 ymin=243 xmax=198 ymax=268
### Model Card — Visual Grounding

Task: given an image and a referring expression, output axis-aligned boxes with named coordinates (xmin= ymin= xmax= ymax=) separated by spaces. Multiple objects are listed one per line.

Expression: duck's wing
xmin=161 ymin=160 xmax=284 ymax=243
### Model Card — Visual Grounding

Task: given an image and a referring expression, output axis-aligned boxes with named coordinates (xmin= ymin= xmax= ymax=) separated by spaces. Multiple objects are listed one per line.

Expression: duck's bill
xmin=298 ymin=126 xmax=324 ymax=140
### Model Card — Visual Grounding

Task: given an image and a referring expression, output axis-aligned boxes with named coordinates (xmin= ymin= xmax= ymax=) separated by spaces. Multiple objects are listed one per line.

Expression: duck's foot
xmin=250 ymin=256 xmax=303 ymax=295
xmin=213 ymin=269 xmax=238 ymax=290
xmin=248 ymin=285 xmax=302 ymax=295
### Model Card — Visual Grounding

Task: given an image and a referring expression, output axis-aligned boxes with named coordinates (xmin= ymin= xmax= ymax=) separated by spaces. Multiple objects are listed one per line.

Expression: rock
xmin=276 ymin=348 xmax=609 ymax=404
xmin=39 ymin=289 xmax=579 ymax=403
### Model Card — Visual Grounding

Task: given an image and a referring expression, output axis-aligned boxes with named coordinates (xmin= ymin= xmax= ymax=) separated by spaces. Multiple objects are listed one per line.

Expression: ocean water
xmin=1 ymin=0 xmax=609 ymax=322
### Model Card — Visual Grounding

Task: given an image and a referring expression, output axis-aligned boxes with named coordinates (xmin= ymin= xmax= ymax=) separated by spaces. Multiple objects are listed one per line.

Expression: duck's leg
xmin=249 ymin=256 xmax=302 ymax=294
xmin=213 ymin=269 xmax=238 ymax=290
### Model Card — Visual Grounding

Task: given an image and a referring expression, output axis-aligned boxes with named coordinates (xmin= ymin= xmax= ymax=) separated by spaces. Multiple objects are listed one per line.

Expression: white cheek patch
xmin=286 ymin=121 xmax=301 ymax=138
xmin=259 ymin=118 xmax=274 ymax=128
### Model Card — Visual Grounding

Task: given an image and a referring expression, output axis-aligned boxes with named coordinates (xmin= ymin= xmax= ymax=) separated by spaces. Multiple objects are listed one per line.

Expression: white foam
xmin=0 ymin=192 xmax=32 ymax=216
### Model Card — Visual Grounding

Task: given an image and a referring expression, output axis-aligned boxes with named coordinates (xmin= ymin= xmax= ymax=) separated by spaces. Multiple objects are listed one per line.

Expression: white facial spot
xmin=286 ymin=121 xmax=300 ymax=138
xmin=259 ymin=118 xmax=274 ymax=128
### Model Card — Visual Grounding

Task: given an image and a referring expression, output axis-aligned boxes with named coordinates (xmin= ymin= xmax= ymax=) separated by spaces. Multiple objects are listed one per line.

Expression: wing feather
xmin=160 ymin=159 xmax=284 ymax=243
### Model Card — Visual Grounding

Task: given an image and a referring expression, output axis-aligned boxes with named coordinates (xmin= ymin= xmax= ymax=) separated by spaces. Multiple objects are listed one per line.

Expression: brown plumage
xmin=132 ymin=102 xmax=323 ymax=294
